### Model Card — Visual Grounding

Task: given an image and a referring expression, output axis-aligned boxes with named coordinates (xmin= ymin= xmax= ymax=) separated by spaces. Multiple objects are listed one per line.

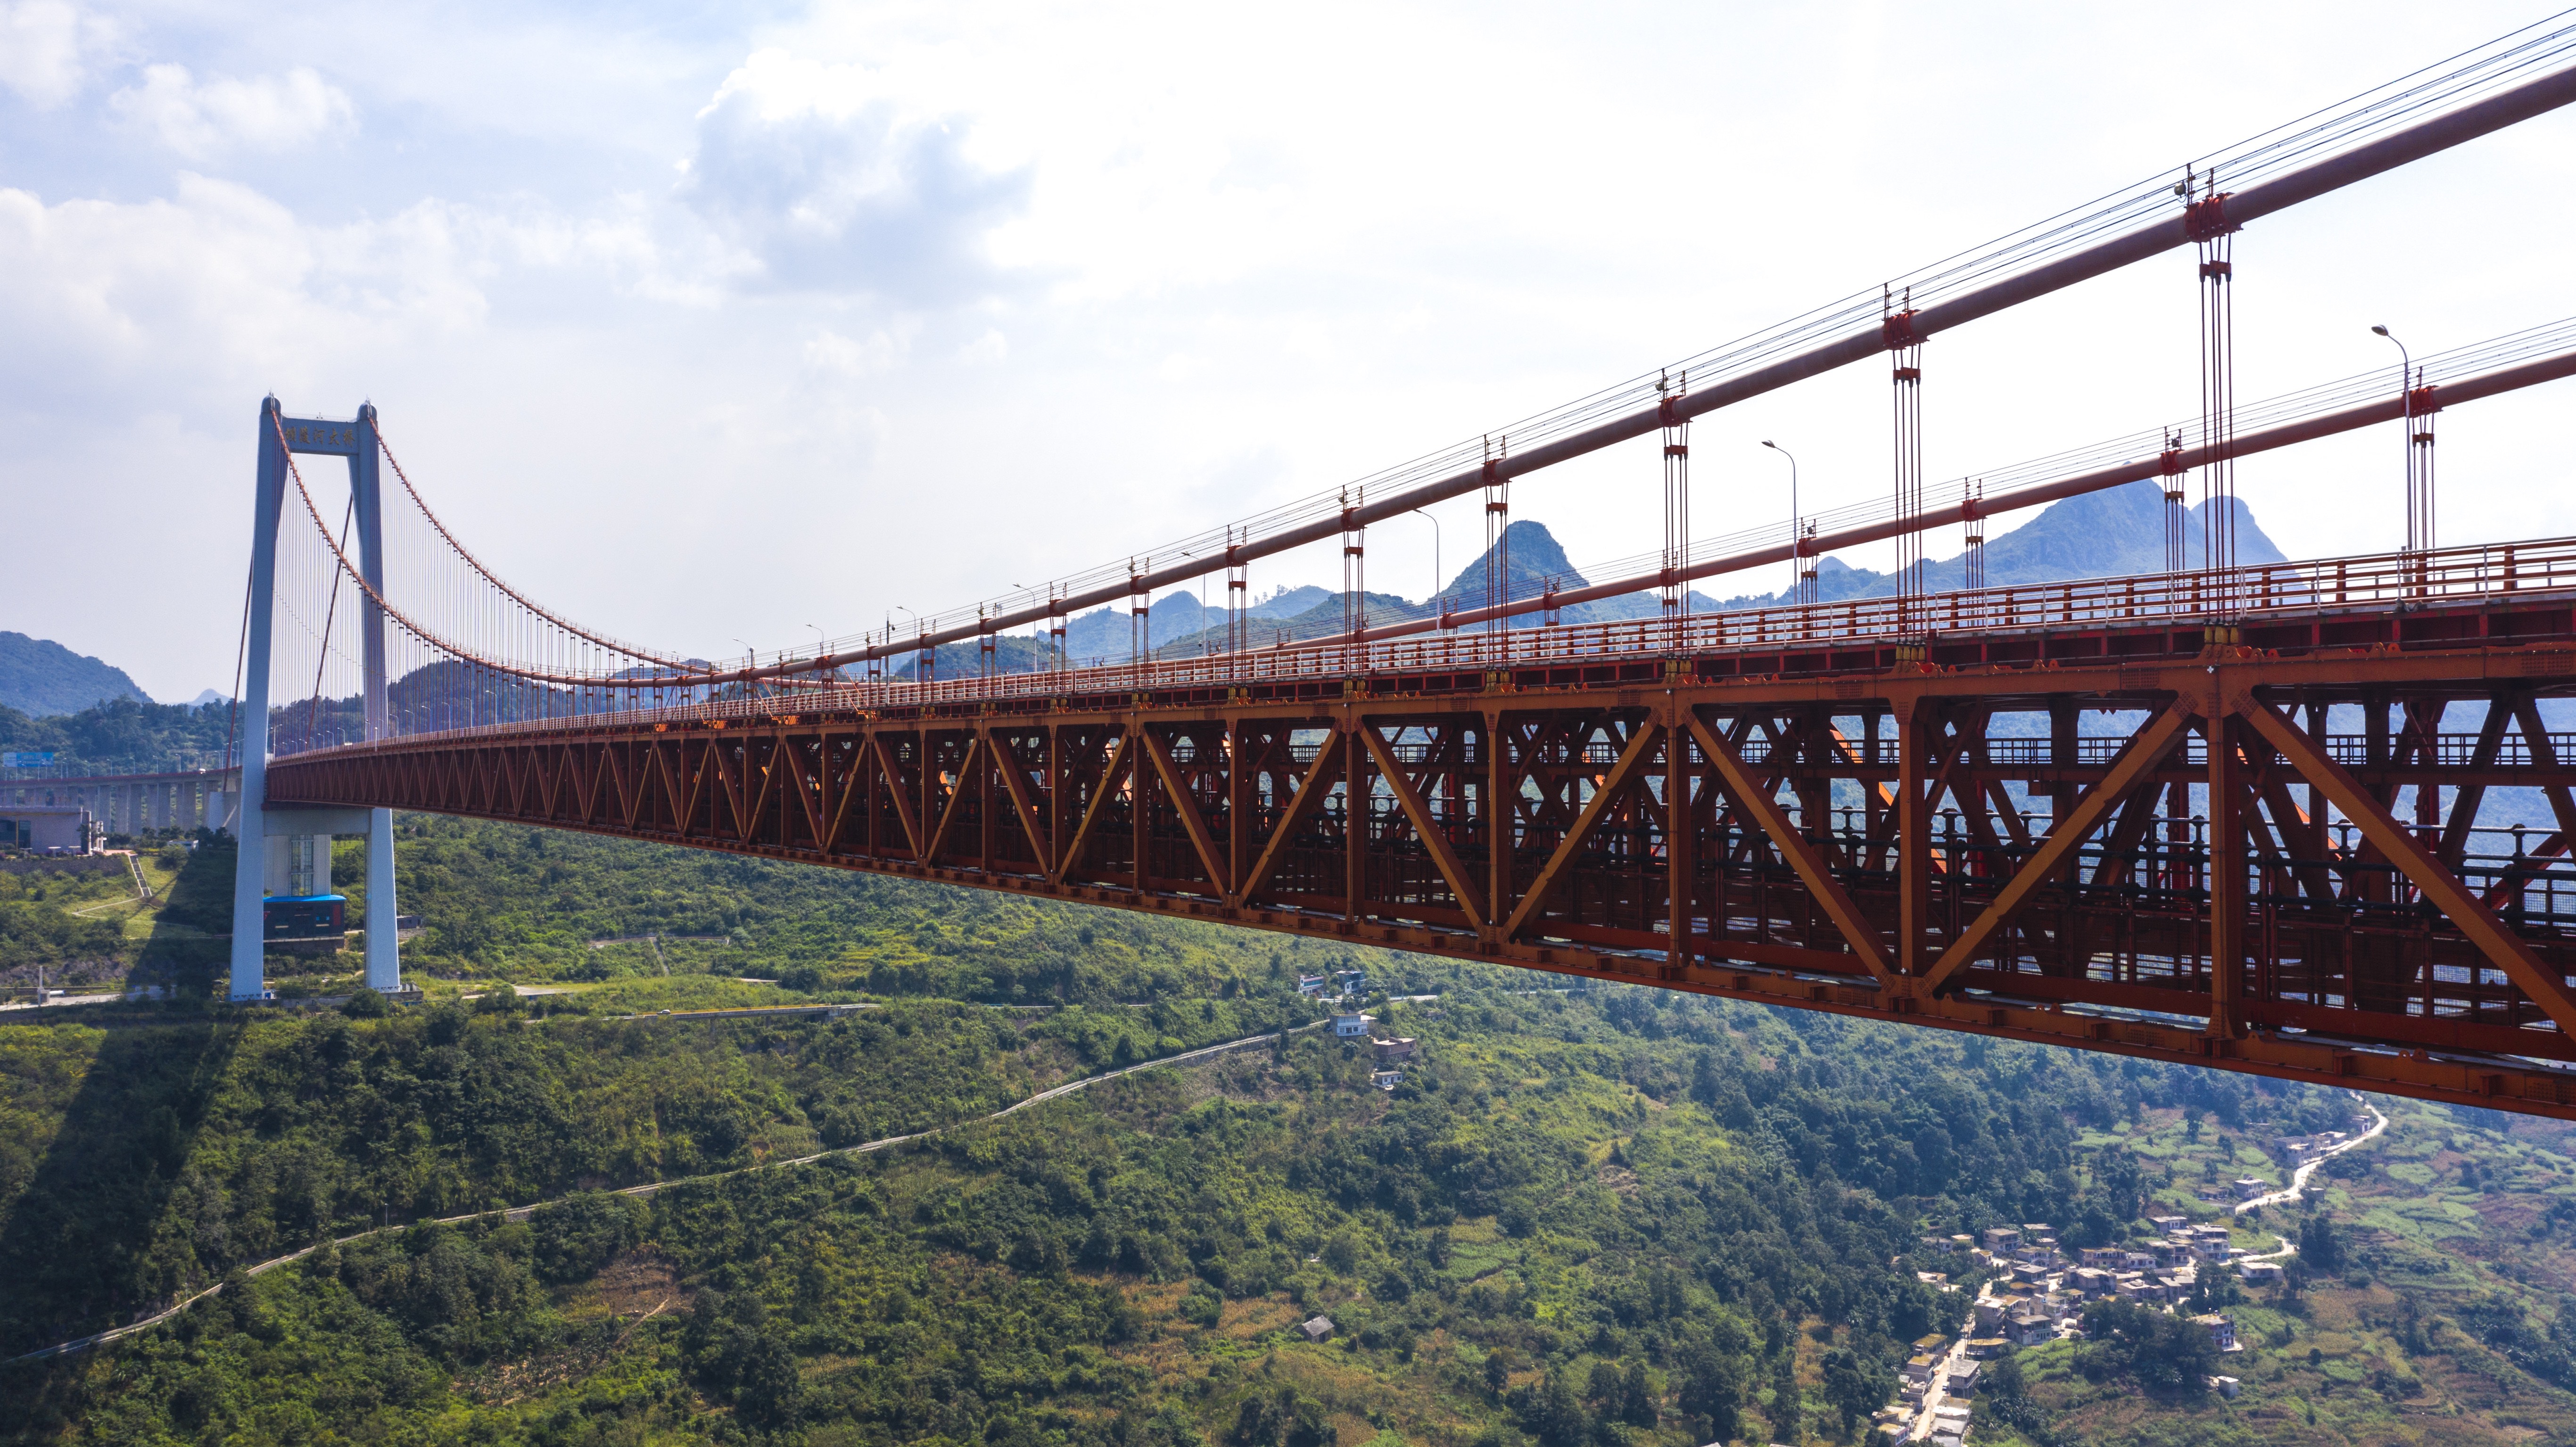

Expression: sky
xmin=3 ymin=0 xmax=2573 ymax=703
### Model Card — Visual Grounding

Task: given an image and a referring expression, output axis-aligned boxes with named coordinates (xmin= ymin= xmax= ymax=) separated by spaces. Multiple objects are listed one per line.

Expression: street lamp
xmin=2370 ymin=325 xmax=2423 ymax=554
xmin=1761 ymin=440 xmax=1809 ymax=603
xmin=892 ymin=605 xmax=923 ymax=681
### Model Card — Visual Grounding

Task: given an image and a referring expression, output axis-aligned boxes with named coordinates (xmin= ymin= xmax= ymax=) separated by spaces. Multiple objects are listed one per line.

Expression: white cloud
xmin=955 ymin=328 xmax=1005 ymax=365
xmin=679 ymin=48 xmax=1030 ymax=299
xmin=0 ymin=0 xmax=105 ymax=107
xmin=803 ymin=323 xmax=911 ymax=376
xmin=108 ymin=63 xmax=355 ymax=158
xmin=0 ymin=177 xmax=581 ymax=413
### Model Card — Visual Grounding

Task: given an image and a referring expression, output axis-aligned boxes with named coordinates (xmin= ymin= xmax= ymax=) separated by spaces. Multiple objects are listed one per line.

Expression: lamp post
xmin=892 ymin=605 xmax=922 ymax=682
xmin=1761 ymin=440 xmax=1808 ymax=603
xmin=2371 ymin=325 xmax=2422 ymax=554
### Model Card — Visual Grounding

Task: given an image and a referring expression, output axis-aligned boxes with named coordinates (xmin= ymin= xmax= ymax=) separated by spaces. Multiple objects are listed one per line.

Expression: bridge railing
xmin=308 ymin=532 xmax=2576 ymax=751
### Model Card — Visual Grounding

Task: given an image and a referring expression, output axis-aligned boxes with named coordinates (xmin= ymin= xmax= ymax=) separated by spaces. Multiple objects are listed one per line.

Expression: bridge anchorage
xmin=243 ymin=28 xmax=2576 ymax=1118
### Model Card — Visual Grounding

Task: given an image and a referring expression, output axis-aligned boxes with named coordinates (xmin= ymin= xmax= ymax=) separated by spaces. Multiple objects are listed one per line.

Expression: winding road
xmin=4 ymin=1020 xmax=1316 ymax=1367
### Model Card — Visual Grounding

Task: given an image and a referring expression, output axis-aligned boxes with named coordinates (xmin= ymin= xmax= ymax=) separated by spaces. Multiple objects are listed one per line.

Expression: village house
xmin=2238 ymin=1259 xmax=2286 ymax=1286
xmin=1371 ymin=1036 xmax=1416 ymax=1062
xmin=2069 ymin=1267 xmax=2118 ymax=1298
xmin=1331 ymin=1013 xmax=1372 ymax=1039
xmin=2007 ymin=1312 xmax=2058 ymax=1347
xmin=2192 ymin=1313 xmax=2240 ymax=1352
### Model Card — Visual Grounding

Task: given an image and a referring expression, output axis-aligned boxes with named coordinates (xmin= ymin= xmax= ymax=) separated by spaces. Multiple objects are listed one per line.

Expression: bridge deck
xmin=267 ymin=537 xmax=2576 ymax=1119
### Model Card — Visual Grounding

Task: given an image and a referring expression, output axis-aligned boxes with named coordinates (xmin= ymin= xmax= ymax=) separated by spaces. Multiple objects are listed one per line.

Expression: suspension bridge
xmin=223 ymin=25 xmax=2576 ymax=1118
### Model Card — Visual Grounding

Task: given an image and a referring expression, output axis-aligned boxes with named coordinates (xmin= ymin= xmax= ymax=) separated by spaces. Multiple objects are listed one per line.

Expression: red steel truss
xmin=268 ymin=537 xmax=2576 ymax=1119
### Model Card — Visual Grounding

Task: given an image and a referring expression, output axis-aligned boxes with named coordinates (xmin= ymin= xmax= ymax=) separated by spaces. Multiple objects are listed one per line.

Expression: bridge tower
xmin=229 ymin=397 xmax=402 ymax=1002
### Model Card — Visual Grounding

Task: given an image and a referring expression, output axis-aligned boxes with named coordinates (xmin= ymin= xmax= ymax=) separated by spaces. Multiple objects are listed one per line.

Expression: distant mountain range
xmin=0 ymin=632 xmax=156 ymax=717
xmin=906 ymin=479 xmax=2292 ymax=676
xmin=17 ymin=483 xmax=2296 ymax=701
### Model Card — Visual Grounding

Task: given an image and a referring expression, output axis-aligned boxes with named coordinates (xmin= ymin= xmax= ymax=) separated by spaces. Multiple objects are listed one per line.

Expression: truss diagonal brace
xmin=1361 ymin=727 xmax=1486 ymax=929
xmin=1502 ymin=722 xmax=1661 ymax=942
xmin=2241 ymin=699 xmax=2576 ymax=1040
xmin=1051 ymin=734 xmax=1133 ymax=887
xmin=988 ymin=732 xmax=1052 ymax=877
xmin=1684 ymin=713 xmax=1890 ymax=980
xmin=1238 ymin=737 xmax=1345 ymax=902
xmin=1921 ymin=698 xmax=2195 ymax=995
xmin=870 ymin=735 xmax=925 ymax=860
xmin=1142 ymin=732 xmax=1231 ymax=898
xmin=922 ymin=735 xmax=983 ymax=865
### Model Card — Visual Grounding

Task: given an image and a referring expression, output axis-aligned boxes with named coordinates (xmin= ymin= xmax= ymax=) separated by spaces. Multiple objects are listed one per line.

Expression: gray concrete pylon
xmin=228 ymin=400 xmax=290 ymax=1001
xmin=352 ymin=403 xmax=399 ymax=994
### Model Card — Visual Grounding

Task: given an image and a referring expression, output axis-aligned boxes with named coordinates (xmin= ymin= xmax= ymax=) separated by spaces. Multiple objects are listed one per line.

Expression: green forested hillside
xmin=0 ymin=635 xmax=154 ymax=719
xmin=2 ymin=818 xmax=2575 ymax=1447
xmin=0 ymin=697 xmax=230 ymax=774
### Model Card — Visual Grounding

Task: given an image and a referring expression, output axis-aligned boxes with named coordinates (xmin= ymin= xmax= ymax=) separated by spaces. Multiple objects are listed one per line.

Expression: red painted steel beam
xmin=1284 ymin=346 xmax=2576 ymax=650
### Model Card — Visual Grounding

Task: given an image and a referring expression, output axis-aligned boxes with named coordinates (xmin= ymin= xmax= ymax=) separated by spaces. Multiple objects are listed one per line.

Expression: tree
xmin=2078 ymin=1299 xmax=2215 ymax=1393
xmin=1768 ymin=1357 xmax=1800 ymax=1440
xmin=1521 ymin=1369 xmax=1590 ymax=1447
xmin=1820 ymin=1347 xmax=1887 ymax=1436
xmin=1619 ymin=1360 xmax=1657 ymax=1428
xmin=1674 ymin=1343 xmax=1740 ymax=1443
xmin=2299 ymin=1213 xmax=2345 ymax=1274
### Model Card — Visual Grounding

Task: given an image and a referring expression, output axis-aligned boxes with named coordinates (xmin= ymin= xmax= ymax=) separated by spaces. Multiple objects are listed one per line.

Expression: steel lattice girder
xmin=269 ymin=612 xmax=2576 ymax=1120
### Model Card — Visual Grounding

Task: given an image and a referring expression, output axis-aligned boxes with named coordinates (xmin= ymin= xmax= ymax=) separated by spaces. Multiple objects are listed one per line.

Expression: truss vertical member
xmin=979 ymin=605 xmax=995 ymax=680
xmin=2411 ymin=376 xmax=2442 ymax=591
xmin=2188 ymin=174 xmax=2241 ymax=605
xmin=1129 ymin=561 xmax=1148 ymax=669
xmin=1341 ymin=493 xmax=1366 ymax=668
xmin=1886 ymin=288 xmax=1926 ymax=634
xmin=2159 ymin=430 xmax=2189 ymax=582
xmin=1225 ymin=528 xmax=1248 ymax=658
xmin=1659 ymin=371 xmax=1692 ymax=643
xmin=1482 ymin=436 xmax=1510 ymax=640
xmin=1048 ymin=587 xmax=1066 ymax=673
xmin=1964 ymin=477 xmax=1987 ymax=592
